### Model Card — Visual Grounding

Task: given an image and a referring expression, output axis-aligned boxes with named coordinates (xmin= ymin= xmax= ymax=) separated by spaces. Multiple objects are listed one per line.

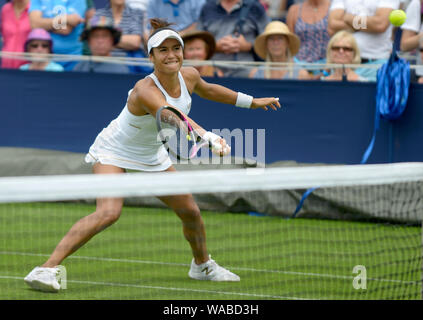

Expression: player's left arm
xmin=184 ymin=67 xmax=281 ymax=111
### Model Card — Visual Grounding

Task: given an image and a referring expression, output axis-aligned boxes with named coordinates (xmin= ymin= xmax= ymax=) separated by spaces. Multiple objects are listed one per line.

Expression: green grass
xmin=0 ymin=202 xmax=421 ymax=300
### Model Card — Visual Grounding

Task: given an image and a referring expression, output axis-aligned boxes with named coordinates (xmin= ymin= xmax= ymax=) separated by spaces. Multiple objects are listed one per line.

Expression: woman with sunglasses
xmin=322 ymin=30 xmax=365 ymax=82
xmin=19 ymin=28 xmax=64 ymax=71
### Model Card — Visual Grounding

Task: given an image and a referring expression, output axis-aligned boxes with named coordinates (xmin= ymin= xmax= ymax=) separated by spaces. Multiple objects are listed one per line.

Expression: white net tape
xmin=1 ymin=162 xmax=422 ymax=203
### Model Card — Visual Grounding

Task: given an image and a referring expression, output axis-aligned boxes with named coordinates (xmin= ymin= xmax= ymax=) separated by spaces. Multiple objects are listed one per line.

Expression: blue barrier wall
xmin=1 ymin=69 xmax=422 ymax=164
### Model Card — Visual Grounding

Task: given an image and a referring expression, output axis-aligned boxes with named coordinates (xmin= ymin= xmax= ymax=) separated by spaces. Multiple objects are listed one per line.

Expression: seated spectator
xmin=19 ymin=28 xmax=64 ymax=71
xmin=73 ymin=16 xmax=129 ymax=74
xmin=400 ymin=0 xmax=422 ymax=53
xmin=29 ymin=0 xmax=87 ymax=71
xmin=328 ymin=0 xmax=400 ymax=82
xmin=1 ymin=0 xmax=31 ymax=69
xmin=94 ymin=0 xmax=148 ymax=73
xmin=182 ymin=30 xmax=223 ymax=77
xmin=286 ymin=0 xmax=332 ymax=76
xmin=146 ymin=0 xmax=205 ymax=38
xmin=249 ymin=21 xmax=309 ymax=80
xmin=322 ymin=30 xmax=366 ymax=81
xmin=197 ymin=0 xmax=270 ymax=78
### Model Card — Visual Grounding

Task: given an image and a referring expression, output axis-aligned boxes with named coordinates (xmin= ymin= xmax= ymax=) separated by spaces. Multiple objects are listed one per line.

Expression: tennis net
xmin=0 ymin=162 xmax=422 ymax=300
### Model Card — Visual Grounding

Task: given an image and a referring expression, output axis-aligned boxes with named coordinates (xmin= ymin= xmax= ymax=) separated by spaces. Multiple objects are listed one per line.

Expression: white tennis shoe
xmin=24 ymin=266 xmax=61 ymax=292
xmin=188 ymin=257 xmax=240 ymax=282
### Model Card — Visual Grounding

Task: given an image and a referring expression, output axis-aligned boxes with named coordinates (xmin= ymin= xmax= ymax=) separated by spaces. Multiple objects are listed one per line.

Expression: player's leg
xmin=25 ymin=163 xmax=125 ymax=291
xmin=41 ymin=163 xmax=125 ymax=267
xmin=157 ymin=166 xmax=240 ymax=282
xmin=159 ymin=192 xmax=208 ymax=264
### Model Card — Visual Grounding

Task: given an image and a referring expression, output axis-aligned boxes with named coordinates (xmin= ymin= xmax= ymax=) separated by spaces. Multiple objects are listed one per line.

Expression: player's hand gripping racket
xmin=156 ymin=106 xmax=230 ymax=160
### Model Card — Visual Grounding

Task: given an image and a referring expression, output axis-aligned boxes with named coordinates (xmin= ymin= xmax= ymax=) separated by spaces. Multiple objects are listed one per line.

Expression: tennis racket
xmin=156 ymin=105 xmax=220 ymax=160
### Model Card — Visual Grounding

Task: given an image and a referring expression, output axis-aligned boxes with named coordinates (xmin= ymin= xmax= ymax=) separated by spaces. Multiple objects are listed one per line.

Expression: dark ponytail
xmin=148 ymin=18 xmax=176 ymax=38
xmin=150 ymin=18 xmax=174 ymax=31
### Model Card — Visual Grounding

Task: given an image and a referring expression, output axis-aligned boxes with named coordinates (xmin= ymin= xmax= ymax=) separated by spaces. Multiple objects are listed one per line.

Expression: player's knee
xmin=98 ymin=207 xmax=122 ymax=226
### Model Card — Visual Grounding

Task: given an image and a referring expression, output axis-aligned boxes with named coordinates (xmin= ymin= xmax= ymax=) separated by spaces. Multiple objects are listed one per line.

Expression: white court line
xmin=0 ymin=251 xmax=420 ymax=286
xmin=0 ymin=275 xmax=310 ymax=300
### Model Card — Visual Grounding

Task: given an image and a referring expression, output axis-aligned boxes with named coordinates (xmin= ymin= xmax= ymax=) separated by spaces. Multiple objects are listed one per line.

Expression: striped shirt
xmin=198 ymin=0 xmax=269 ymax=77
xmin=94 ymin=4 xmax=144 ymax=56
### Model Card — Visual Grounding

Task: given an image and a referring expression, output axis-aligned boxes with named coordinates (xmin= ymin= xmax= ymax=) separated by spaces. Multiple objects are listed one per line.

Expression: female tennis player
xmin=24 ymin=18 xmax=281 ymax=292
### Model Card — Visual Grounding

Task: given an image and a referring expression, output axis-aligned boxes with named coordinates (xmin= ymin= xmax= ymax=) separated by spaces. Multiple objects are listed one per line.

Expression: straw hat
xmin=254 ymin=21 xmax=300 ymax=60
xmin=182 ymin=30 xmax=216 ymax=60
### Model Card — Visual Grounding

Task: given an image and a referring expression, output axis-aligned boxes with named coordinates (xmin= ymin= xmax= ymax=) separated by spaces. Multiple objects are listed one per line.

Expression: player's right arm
xmin=128 ymin=78 xmax=207 ymax=134
xmin=128 ymin=79 xmax=228 ymax=154
xmin=127 ymin=78 xmax=167 ymax=117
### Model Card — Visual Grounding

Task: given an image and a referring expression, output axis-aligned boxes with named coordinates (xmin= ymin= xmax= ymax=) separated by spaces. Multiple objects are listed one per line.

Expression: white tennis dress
xmin=85 ymin=72 xmax=192 ymax=171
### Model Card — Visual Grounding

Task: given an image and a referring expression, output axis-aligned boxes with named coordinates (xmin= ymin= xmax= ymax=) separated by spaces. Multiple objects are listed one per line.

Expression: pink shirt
xmin=1 ymin=2 xmax=31 ymax=69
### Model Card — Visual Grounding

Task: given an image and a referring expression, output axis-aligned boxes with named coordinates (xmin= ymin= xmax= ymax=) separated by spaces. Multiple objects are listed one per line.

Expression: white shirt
xmin=401 ymin=0 xmax=423 ymax=33
xmin=330 ymin=0 xmax=400 ymax=59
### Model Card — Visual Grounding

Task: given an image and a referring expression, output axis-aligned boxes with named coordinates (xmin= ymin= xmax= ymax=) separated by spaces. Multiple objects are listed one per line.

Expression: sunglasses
xmin=28 ymin=43 xmax=50 ymax=49
xmin=331 ymin=46 xmax=354 ymax=52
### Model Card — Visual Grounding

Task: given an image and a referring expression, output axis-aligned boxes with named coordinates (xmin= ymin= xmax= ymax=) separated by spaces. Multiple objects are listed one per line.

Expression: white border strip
xmin=0 ymin=275 xmax=309 ymax=300
xmin=1 ymin=251 xmax=418 ymax=286
xmin=0 ymin=163 xmax=422 ymax=203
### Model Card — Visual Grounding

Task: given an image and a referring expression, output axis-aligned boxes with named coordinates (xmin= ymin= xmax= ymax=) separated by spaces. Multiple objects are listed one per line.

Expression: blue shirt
xmin=147 ymin=0 xmax=206 ymax=32
xmin=29 ymin=0 xmax=87 ymax=55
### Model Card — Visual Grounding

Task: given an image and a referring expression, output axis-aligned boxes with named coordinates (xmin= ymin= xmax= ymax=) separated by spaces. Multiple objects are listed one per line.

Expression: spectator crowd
xmin=0 ymin=0 xmax=422 ymax=82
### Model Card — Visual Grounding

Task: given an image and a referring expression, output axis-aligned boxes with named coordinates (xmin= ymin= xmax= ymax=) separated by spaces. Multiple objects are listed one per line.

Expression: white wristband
xmin=235 ymin=92 xmax=253 ymax=108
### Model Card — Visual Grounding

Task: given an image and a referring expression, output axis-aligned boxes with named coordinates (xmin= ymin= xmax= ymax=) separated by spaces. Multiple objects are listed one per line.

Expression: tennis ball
xmin=389 ymin=9 xmax=407 ymax=27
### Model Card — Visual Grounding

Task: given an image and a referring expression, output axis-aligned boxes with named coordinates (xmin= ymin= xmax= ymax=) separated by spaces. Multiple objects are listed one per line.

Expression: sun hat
xmin=254 ymin=21 xmax=301 ymax=60
xmin=182 ymin=30 xmax=216 ymax=60
xmin=80 ymin=16 xmax=122 ymax=45
xmin=24 ymin=28 xmax=53 ymax=52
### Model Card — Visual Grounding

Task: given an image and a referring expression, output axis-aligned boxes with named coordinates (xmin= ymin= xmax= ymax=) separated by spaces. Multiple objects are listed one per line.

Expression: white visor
xmin=148 ymin=29 xmax=184 ymax=54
